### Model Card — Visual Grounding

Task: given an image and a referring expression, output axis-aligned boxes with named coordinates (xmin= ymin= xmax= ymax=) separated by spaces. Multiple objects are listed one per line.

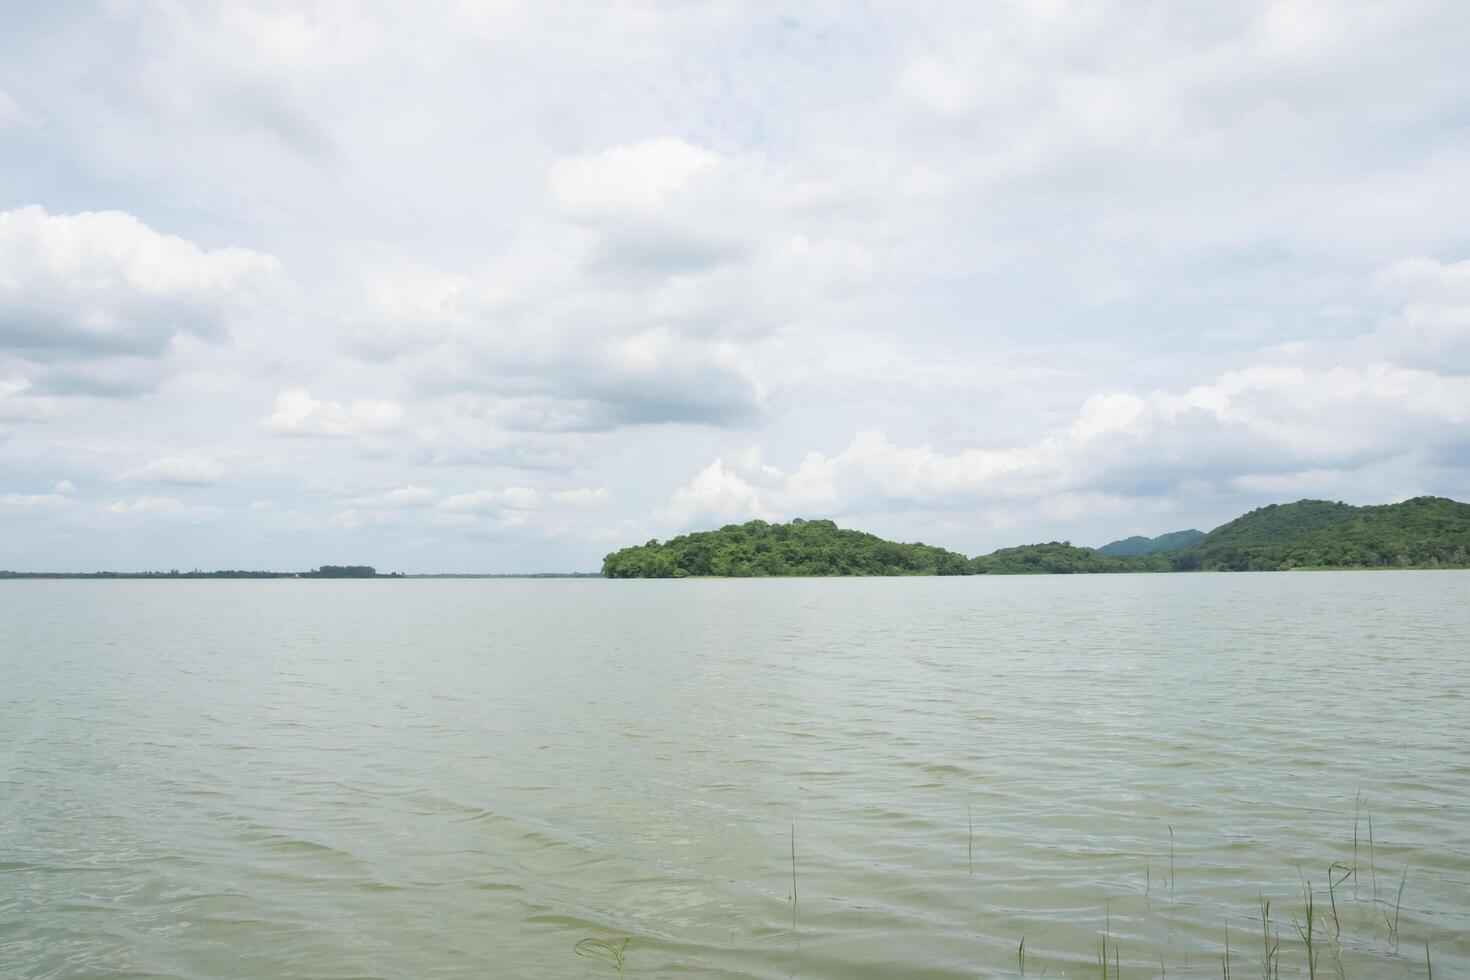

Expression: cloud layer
xmin=1 ymin=2 xmax=1468 ymax=570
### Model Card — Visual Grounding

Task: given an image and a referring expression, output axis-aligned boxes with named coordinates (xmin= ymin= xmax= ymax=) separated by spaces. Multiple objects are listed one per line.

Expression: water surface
xmin=2 ymin=573 xmax=1467 ymax=977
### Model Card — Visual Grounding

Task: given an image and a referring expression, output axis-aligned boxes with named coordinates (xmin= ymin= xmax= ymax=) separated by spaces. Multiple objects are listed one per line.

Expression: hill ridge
xmin=602 ymin=497 xmax=1470 ymax=577
xmin=1097 ymin=529 xmax=1205 ymax=557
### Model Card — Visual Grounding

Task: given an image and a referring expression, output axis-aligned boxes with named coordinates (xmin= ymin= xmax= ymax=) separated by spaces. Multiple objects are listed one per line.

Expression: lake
xmin=2 ymin=573 xmax=1467 ymax=978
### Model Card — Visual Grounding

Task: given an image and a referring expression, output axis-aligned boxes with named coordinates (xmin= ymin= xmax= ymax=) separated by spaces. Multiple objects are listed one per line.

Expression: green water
xmin=1 ymin=574 xmax=1466 ymax=977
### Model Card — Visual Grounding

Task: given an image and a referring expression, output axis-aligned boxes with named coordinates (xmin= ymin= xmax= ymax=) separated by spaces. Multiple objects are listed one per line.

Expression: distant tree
xmin=303 ymin=565 xmax=378 ymax=578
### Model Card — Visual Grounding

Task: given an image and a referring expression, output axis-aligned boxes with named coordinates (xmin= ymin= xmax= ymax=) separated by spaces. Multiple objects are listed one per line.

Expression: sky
xmin=2 ymin=1 xmax=1468 ymax=573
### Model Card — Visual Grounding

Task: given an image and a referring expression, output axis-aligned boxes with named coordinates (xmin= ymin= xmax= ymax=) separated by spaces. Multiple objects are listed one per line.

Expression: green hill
xmin=1182 ymin=496 xmax=1470 ymax=570
xmin=969 ymin=542 xmax=1163 ymax=574
xmin=995 ymin=497 xmax=1470 ymax=573
xmin=600 ymin=497 xmax=1470 ymax=578
xmin=601 ymin=518 xmax=973 ymax=578
xmin=1097 ymin=529 xmax=1205 ymax=557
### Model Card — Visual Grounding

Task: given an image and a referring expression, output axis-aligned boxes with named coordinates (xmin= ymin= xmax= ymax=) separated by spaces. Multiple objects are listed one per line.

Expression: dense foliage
xmin=600 ymin=497 xmax=1470 ymax=578
xmin=302 ymin=565 xmax=379 ymax=578
xmin=975 ymin=498 xmax=1470 ymax=573
xmin=1183 ymin=496 xmax=1470 ymax=570
xmin=601 ymin=519 xmax=973 ymax=578
xmin=1097 ymin=529 xmax=1205 ymax=557
xmin=969 ymin=542 xmax=1168 ymax=574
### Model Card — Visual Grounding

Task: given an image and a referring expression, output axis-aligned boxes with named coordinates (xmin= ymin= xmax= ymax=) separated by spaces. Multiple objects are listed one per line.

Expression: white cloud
xmin=53 ymin=479 xmax=77 ymax=494
xmin=0 ymin=492 xmax=75 ymax=512
xmin=1367 ymin=257 xmax=1470 ymax=372
xmin=123 ymin=455 xmax=228 ymax=485
xmin=442 ymin=485 xmax=606 ymax=514
xmin=549 ymin=487 xmax=608 ymax=507
xmin=106 ymin=496 xmax=183 ymax=515
xmin=98 ymin=496 xmax=227 ymax=527
xmin=897 ymin=57 xmax=981 ymax=119
xmin=443 ymin=487 xmax=541 ymax=513
xmin=330 ymin=135 xmax=925 ymax=439
xmin=1373 ymin=257 xmax=1470 ymax=300
xmin=262 ymin=388 xmax=403 ymax=437
xmin=0 ymin=207 xmax=280 ymax=394
xmin=659 ymin=350 xmax=1470 ymax=533
xmin=345 ymin=484 xmax=435 ymax=508
xmin=549 ymin=137 xmax=724 ymax=225
xmin=0 ymin=377 xmax=55 ymax=421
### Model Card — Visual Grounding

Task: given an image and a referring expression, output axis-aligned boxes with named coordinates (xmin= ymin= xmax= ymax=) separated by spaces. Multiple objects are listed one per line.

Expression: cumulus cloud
xmin=262 ymin=389 xmax=403 ymax=437
xmin=0 ymin=377 xmax=55 ymax=421
xmin=106 ymin=496 xmax=185 ymax=515
xmin=96 ymin=496 xmax=227 ymax=528
xmin=549 ymin=487 xmax=608 ymax=507
xmin=442 ymin=485 xmax=606 ymax=514
xmin=442 ymin=487 xmax=541 ymax=513
xmin=660 ymin=354 xmax=1470 ymax=533
xmin=330 ymin=482 xmax=603 ymax=535
xmin=1374 ymin=257 xmax=1470 ymax=300
xmin=123 ymin=455 xmax=228 ymax=485
xmin=652 ymin=241 xmax=1470 ymax=544
xmin=0 ymin=491 xmax=76 ymax=513
xmin=0 ymin=207 xmax=280 ymax=395
xmin=345 ymin=484 xmax=435 ymax=508
xmin=1367 ymin=257 xmax=1470 ymax=372
xmin=331 ymin=135 xmax=927 ymax=441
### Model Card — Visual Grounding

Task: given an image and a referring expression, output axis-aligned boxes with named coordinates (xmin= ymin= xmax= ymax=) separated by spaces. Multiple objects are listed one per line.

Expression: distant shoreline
xmin=8 ymin=496 xmax=1468 ymax=580
xmin=2 ymin=567 xmax=1464 ymax=581
xmin=0 ymin=571 xmax=602 ymax=580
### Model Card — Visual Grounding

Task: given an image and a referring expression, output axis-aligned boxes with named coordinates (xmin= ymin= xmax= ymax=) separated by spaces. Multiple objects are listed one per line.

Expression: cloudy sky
xmin=2 ymin=1 xmax=1468 ymax=572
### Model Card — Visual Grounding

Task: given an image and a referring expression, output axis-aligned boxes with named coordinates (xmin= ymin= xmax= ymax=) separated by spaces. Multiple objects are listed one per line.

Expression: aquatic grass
xmin=1260 ymin=894 xmax=1280 ymax=980
xmin=1096 ymin=904 xmax=1120 ymax=979
xmin=968 ymin=803 xmax=974 ymax=876
xmin=1327 ymin=862 xmax=1352 ymax=939
xmin=1168 ymin=825 xmax=1176 ymax=895
xmin=1292 ymin=879 xmax=1318 ymax=980
xmin=1367 ymin=811 xmax=1378 ymax=902
xmin=1351 ymin=792 xmax=1365 ymax=900
xmin=573 ymin=937 xmax=630 ymax=978
xmin=563 ymin=810 xmax=1435 ymax=978
xmin=790 ymin=820 xmax=798 ymax=931
xmin=1385 ymin=865 xmax=1408 ymax=951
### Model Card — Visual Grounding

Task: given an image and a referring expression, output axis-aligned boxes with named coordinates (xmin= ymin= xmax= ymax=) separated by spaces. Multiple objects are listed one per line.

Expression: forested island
xmin=601 ymin=518 xmax=972 ymax=577
xmin=603 ymin=496 xmax=1470 ymax=577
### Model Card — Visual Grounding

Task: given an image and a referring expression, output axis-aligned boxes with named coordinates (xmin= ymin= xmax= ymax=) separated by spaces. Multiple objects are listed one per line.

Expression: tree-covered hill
xmin=598 ymin=497 xmax=1470 ymax=578
xmin=1183 ymin=496 xmax=1470 ymax=570
xmin=977 ymin=498 xmax=1470 ymax=573
xmin=601 ymin=519 xmax=973 ymax=578
xmin=1097 ymin=529 xmax=1205 ymax=557
xmin=969 ymin=542 xmax=1162 ymax=574
xmin=1195 ymin=500 xmax=1359 ymax=550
